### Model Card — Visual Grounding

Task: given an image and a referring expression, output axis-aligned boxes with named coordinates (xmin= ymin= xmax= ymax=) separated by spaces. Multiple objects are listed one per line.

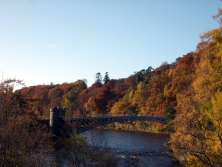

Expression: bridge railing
xmin=70 ymin=116 xmax=167 ymax=123
xmin=72 ymin=112 xmax=166 ymax=119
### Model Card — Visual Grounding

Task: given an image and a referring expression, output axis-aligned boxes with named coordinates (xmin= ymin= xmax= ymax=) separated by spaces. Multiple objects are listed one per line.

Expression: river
xmin=84 ymin=129 xmax=180 ymax=167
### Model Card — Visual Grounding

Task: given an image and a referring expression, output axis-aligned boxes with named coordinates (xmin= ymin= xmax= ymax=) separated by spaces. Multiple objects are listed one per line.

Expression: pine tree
xmin=103 ymin=72 xmax=110 ymax=84
xmin=94 ymin=72 xmax=102 ymax=83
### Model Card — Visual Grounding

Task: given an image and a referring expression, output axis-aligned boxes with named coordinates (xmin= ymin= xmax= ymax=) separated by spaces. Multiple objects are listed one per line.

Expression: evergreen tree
xmin=103 ymin=72 xmax=110 ymax=84
xmin=145 ymin=66 xmax=153 ymax=74
xmin=94 ymin=72 xmax=102 ymax=83
xmin=136 ymin=71 xmax=142 ymax=85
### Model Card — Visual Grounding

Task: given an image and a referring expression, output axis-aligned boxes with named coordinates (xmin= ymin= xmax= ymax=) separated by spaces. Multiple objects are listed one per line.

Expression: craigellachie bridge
xmin=48 ymin=107 xmax=166 ymax=134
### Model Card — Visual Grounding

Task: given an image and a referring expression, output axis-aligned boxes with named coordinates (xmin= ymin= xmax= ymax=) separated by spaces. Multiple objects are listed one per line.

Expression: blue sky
xmin=0 ymin=0 xmax=221 ymax=88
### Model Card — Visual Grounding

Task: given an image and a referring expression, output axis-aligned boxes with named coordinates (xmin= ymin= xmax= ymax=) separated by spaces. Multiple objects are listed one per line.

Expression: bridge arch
xmin=70 ymin=116 xmax=166 ymax=133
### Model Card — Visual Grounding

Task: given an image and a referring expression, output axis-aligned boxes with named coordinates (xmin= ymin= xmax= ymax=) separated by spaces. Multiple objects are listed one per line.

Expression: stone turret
xmin=50 ymin=107 xmax=66 ymax=135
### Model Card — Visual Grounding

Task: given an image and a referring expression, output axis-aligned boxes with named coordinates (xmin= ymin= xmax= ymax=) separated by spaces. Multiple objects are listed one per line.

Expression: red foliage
xmin=124 ymin=75 xmax=136 ymax=86
xmin=114 ymin=83 xmax=129 ymax=98
xmin=103 ymin=79 xmax=117 ymax=90
xmin=176 ymin=52 xmax=195 ymax=70
xmin=59 ymin=83 xmax=73 ymax=94
xmin=48 ymin=88 xmax=63 ymax=100
xmin=169 ymin=52 xmax=196 ymax=96
xmin=50 ymin=97 xmax=62 ymax=107
xmin=90 ymin=82 xmax=102 ymax=90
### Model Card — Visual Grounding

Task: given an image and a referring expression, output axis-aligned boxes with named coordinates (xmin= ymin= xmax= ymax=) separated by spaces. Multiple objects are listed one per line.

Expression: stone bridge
xmin=48 ymin=107 xmax=166 ymax=134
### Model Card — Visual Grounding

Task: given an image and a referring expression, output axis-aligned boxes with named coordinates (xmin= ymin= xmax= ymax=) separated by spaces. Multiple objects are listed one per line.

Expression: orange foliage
xmin=124 ymin=75 xmax=136 ymax=86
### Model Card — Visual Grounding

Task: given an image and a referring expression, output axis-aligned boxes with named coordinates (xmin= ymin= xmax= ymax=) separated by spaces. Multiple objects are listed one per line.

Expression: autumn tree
xmin=63 ymin=89 xmax=79 ymax=118
xmin=0 ymin=79 xmax=53 ymax=167
xmin=61 ymin=133 xmax=89 ymax=166
xmin=170 ymin=92 xmax=222 ymax=166
xmin=169 ymin=6 xmax=222 ymax=166
xmin=111 ymin=93 xmax=131 ymax=115
xmin=144 ymin=63 xmax=171 ymax=116
xmin=213 ymin=3 xmax=222 ymax=26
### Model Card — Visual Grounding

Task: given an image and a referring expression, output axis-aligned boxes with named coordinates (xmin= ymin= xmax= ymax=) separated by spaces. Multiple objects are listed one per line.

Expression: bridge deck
xmin=70 ymin=116 xmax=166 ymax=133
xmin=71 ymin=116 xmax=166 ymax=122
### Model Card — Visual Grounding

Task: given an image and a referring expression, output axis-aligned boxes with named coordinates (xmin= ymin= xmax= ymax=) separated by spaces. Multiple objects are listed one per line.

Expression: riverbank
xmin=101 ymin=120 xmax=167 ymax=134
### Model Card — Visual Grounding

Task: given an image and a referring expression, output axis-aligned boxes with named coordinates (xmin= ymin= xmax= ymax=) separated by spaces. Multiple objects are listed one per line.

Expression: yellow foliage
xmin=129 ymin=89 xmax=134 ymax=99
xmin=84 ymin=97 xmax=96 ymax=115
xmin=170 ymin=91 xmax=222 ymax=166
xmin=110 ymin=96 xmax=129 ymax=115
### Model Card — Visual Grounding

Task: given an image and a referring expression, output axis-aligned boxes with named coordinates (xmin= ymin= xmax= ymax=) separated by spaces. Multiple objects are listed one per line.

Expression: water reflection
xmin=84 ymin=129 xmax=180 ymax=167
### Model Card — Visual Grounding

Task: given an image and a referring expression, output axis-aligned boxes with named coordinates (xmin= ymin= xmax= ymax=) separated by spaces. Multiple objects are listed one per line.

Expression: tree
xmin=61 ymin=133 xmax=89 ymax=166
xmin=95 ymin=72 xmax=102 ymax=83
xmin=61 ymin=132 xmax=119 ymax=167
xmin=84 ymin=97 xmax=97 ymax=116
xmin=170 ymin=93 xmax=222 ymax=166
xmin=0 ymin=79 xmax=53 ymax=167
xmin=169 ymin=5 xmax=222 ymax=166
xmin=103 ymin=72 xmax=110 ymax=84
xmin=145 ymin=66 xmax=153 ymax=74
xmin=82 ymin=78 xmax=88 ymax=88
xmin=136 ymin=71 xmax=142 ymax=85
xmin=63 ymin=89 xmax=79 ymax=118
xmin=213 ymin=3 xmax=222 ymax=26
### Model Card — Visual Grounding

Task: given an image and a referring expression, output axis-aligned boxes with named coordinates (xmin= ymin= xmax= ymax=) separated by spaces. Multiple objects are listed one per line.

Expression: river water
xmin=84 ymin=129 xmax=180 ymax=167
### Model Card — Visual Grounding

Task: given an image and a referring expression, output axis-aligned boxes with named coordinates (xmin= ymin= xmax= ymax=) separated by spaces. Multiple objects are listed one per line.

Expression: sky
xmin=0 ymin=0 xmax=221 ymax=88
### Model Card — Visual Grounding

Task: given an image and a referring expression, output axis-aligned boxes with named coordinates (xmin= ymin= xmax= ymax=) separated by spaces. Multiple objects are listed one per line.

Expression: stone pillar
xmin=59 ymin=108 xmax=66 ymax=118
xmin=50 ymin=107 xmax=60 ymax=135
xmin=50 ymin=107 xmax=66 ymax=135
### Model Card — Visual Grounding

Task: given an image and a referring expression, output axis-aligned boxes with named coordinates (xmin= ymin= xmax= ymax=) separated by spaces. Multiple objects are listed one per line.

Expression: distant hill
xmin=17 ymin=50 xmax=198 ymax=120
